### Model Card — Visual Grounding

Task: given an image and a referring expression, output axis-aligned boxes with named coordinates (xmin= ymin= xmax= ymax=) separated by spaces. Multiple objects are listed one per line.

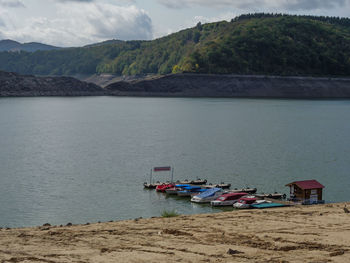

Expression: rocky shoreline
xmin=2 ymin=71 xmax=350 ymax=98
xmin=0 ymin=71 xmax=105 ymax=97
xmin=106 ymin=73 xmax=350 ymax=98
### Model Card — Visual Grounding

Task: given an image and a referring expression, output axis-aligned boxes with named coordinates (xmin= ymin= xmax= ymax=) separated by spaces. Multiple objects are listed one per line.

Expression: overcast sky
xmin=0 ymin=0 xmax=349 ymax=47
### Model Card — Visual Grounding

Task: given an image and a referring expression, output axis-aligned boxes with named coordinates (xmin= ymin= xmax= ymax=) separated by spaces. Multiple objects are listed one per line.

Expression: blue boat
xmin=177 ymin=186 xmax=205 ymax=197
xmin=175 ymin=184 xmax=191 ymax=188
xmin=191 ymin=187 xmax=222 ymax=203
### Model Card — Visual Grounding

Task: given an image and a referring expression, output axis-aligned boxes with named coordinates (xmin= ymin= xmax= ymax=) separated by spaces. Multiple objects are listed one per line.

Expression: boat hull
xmin=211 ymin=200 xmax=238 ymax=206
xmin=230 ymin=188 xmax=257 ymax=194
xmin=165 ymin=188 xmax=178 ymax=195
xmin=191 ymin=192 xmax=222 ymax=203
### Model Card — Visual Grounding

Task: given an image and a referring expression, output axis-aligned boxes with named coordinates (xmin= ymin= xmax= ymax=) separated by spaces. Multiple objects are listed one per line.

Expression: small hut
xmin=285 ymin=180 xmax=325 ymax=204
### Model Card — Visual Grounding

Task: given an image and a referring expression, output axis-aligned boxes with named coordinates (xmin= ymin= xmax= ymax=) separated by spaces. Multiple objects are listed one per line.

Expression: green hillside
xmin=1 ymin=14 xmax=350 ymax=76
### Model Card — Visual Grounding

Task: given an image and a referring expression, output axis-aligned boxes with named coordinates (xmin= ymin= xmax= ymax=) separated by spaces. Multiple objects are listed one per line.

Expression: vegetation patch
xmin=161 ymin=210 xmax=180 ymax=218
xmin=1 ymin=14 xmax=350 ymax=77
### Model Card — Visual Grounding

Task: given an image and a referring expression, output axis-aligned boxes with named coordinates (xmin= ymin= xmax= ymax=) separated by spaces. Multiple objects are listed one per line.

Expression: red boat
xmin=156 ymin=183 xmax=174 ymax=192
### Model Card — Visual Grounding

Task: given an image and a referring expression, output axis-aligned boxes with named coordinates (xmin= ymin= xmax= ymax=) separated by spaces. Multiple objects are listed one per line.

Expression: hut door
xmin=310 ymin=194 xmax=318 ymax=204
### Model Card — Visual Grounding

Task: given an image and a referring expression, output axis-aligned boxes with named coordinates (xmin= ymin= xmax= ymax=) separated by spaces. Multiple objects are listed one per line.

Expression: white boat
xmin=191 ymin=188 xmax=222 ymax=203
xmin=233 ymin=197 xmax=257 ymax=209
xmin=210 ymin=192 xmax=248 ymax=206
xmin=233 ymin=197 xmax=270 ymax=209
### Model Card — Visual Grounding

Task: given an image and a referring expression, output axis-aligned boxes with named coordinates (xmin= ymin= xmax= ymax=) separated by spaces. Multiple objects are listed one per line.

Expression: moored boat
xmin=233 ymin=197 xmax=257 ymax=209
xmin=203 ymin=182 xmax=231 ymax=189
xmin=191 ymin=188 xmax=222 ymax=203
xmin=230 ymin=188 xmax=257 ymax=194
xmin=210 ymin=192 xmax=248 ymax=206
xmin=165 ymin=184 xmax=191 ymax=195
xmin=156 ymin=183 xmax=174 ymax=192
xmin=143 ymin=181 xmax=164 ymax=189
xmin=143 ymin=166 xmax=174 ymax=189
xmin=255 ymin=193 xmax=287 ymax=200
xmin=177 ymin=186 xmax=204 ymax=197
xmin=175 ymin=178 xmax=207 ymax=185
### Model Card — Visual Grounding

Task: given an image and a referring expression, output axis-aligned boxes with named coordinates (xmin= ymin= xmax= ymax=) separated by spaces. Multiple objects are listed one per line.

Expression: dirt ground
xmin=1 ymin=202 xmax=350 ymax=263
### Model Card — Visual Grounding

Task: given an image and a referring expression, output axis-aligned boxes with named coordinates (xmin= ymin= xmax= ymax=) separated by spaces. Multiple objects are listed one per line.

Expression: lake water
xmin=0 ymin=97 xmax=349 ymax=228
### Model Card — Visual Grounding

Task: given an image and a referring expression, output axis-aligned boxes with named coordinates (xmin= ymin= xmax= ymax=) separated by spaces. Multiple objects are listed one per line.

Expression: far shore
xmin=2 ymin=71 xmax=350 ymax=98
xmin=1 ymin=202 xmax=350 ymax=262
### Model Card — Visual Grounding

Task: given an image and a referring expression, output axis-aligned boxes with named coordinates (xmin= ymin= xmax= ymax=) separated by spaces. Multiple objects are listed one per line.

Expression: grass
xmin=161 ymin=209 xmax=180 ymax=218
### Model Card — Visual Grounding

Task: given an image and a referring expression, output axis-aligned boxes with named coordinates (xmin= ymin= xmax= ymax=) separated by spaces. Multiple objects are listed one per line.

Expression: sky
xmin=0 ymin=0 xmax=349 ymax=47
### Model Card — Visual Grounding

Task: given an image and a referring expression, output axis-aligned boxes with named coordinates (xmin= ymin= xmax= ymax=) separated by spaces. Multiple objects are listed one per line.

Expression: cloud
xmin=0 ymin=0 xmax=24 ymax=8
xmin=54 ymin=0 xmax=94 ymax=2
xmin=157 ymin=0 xmax=347 ymax=11
xmin=0 ymin=17 xmax=5 ymax=27
xmin=0 ymin=3 xmax=152 ymax=46
xmin=192 ymin=12 xmax=237 ymax=24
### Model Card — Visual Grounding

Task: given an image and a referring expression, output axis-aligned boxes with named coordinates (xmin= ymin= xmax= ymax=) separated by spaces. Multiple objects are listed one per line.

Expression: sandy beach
xmin=1 ymin=202 xmax=350 ymax=263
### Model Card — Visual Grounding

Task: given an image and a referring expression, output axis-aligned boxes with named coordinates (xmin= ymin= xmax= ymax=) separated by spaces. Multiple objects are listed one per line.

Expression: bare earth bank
xmin=1 ymin=202 xmax=350 ymax=263
xmin=105 ymin=74 xmax=350 ymax=98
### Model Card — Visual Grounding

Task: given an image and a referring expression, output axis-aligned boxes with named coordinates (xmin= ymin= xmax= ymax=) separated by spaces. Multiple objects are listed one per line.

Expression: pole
xmin=171 ymin=167 xmax=174 ymax=183
xmin=150 ymin=169 xmax=152 ymax=184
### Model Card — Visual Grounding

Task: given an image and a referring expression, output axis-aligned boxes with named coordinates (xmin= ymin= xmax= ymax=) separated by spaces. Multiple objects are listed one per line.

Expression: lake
xmin=0 ymin=97 xmax=349 ymax=228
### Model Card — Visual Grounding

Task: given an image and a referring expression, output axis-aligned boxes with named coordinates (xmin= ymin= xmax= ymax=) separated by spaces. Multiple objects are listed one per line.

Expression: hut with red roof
xmin=285 ymin=180 xmax=325 ymax=204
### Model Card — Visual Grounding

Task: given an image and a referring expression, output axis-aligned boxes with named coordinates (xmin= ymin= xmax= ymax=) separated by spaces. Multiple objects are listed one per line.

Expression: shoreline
xmin=1 ymin=202 xmax=350 ymax=262
xmin=2 ymin=71 xmax=350 ymax=98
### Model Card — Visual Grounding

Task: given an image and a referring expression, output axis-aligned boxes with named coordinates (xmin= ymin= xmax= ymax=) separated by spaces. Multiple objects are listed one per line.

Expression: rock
xmin=227 ymin=248 xmax=243 ymax=255
xmin=330 ymin=250 xmax=345 ymax=257
xmin=42 ymin=223 xmax=51 ymax=227
xmin=66 ymin=223 xmax=73 ymax=227
xmin=100 ymin=248 xmax=109 ymax=253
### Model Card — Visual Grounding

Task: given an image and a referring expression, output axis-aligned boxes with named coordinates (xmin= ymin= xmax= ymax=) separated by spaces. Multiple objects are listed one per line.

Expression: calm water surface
xmin=0 ymin=97 xmax=349 ymax=227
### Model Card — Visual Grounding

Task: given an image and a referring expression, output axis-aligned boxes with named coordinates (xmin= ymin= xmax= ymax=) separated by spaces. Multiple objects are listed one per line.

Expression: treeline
xmin=1 ymin=14 xmax=350 ymax=77
xmin=233 ymin=13 xmax=350 ymax=27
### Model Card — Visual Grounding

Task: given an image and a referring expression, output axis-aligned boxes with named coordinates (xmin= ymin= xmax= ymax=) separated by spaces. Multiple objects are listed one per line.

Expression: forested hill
xmin=1 ymin=14 xmax=350 ymax=77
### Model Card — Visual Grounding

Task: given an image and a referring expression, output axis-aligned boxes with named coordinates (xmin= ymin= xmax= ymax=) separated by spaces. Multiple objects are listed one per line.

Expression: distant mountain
xmin=1 ymin=14 xmax=350 ymax=76
xmin=0 ymin=39 xmax=60 ymax=52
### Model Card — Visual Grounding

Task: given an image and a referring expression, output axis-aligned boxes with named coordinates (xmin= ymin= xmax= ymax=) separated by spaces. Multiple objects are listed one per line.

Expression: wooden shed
xmin=285 ymin=180 xmax=325 ymax=204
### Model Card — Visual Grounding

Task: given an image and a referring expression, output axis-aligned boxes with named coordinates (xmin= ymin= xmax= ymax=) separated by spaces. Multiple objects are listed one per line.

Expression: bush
xmin=161 ymin=209 xmax=179 ymax=218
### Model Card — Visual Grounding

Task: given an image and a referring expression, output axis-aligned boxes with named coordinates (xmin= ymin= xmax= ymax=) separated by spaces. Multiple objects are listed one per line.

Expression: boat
xmin=165 ymin=184 xmax=191 ymax=195
xmin=175 ymin=178 xmax=207 ymax=185
xmin=177 ymin=189 xmax=206 ymax=197
xmin=203 ymin=182 xmax=231 ymax=189
xmin=233 ymin=197 xmax=257 ymax=209
xmin=189 ymin=178 xmax=208 ymax=185
xmin=210 ymin=192 xmax=248 ymax=206
xmin=229 ymin=188 xmax=257 ymax=194
xmin=156 ymin=183 xmax=174 ymax=192
xmin=177 ymin=186 xmax=205 ymax=197
xmin=143 ymin=181 xmax=163 ymax=189
xmin=143 ymin=166 xmax=174 ymax=189
xmin=255 ymin=193 xmax=287 ymax=200
xmin=191 ymin=188 xmax=222 ymax=203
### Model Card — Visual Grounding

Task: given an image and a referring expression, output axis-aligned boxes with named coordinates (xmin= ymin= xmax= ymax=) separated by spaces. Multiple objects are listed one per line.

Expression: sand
xmin=1 ymin=202 xmax=350 ymax=263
